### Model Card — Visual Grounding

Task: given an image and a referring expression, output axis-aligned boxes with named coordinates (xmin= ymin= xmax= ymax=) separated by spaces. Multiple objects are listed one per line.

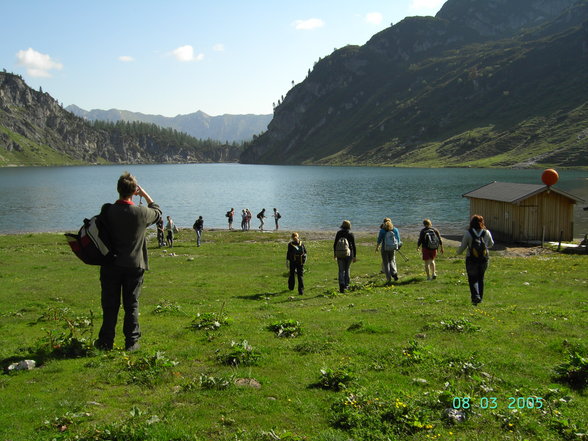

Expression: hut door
xmin=523 ymin=205 xmax=539 ymax=241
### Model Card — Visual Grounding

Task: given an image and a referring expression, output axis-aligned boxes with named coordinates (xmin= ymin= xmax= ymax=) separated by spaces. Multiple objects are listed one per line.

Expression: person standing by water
xmin=273 ymin=208 xmax=281 ymax=230
xmin=226 ymin=208 xmax=235 ymax=230
xmin=286 ymin=232 xmax=306 ymax=295
xmin=165 ymin=215 xmax=176 ymax=247
xmin=156 ymin=218 xmax=165 ymax=247
xmin=457 ymin=214 xmax=495 ymax=305
xmin=193 ymin=216 xmax=204 ymax=247
xmin=246 ymin=209 xmax=252 ymax=231
xmin=94 ymin=172 xmax=161 ymax=352
xmin=241 ymin=209 xmax=247 ymax=231
xmin=375 ymin=219 xmax=401 ymax=284
xmin=417 ymin=219 xmax=444 ymax=280
xmin=257 ymin=208 xmax=266 ymax=231
xmin=334 ymin=220 xmax=357 ymax=293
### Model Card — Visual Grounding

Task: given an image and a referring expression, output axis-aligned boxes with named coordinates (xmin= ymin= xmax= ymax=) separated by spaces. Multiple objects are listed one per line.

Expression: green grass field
xmin=0 ymin=229 xmax=586 ymax=441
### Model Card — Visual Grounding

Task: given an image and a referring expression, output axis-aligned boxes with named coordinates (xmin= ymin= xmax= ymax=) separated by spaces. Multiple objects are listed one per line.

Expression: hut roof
xmin=462 ymin=181 xmax=584 ymax=204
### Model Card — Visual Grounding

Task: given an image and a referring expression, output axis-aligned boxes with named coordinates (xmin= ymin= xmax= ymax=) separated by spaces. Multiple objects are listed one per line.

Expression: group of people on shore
xmin=93 ymin=172 xmax=494 ymax=353
xmin=226 ymin=208 xmax=281 ymax=231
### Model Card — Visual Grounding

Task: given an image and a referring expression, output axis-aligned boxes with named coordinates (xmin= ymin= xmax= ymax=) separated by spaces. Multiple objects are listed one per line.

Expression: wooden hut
xmin=462 ymin=181 xmax=584 ymax=242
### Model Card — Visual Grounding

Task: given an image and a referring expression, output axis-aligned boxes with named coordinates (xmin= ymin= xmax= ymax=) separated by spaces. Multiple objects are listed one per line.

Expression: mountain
xmin=0 ymin=72 xmax=241 ymax=166
xmin=66 ymin=105 xmax=272 ymax=143
xmin=241 ymin=0 xmax=588 ymax=167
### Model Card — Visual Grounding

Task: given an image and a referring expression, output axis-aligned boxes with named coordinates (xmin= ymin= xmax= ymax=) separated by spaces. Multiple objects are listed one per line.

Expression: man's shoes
xmin=393 ymin=274 xmax=399 ymax=281
xmin=94 ymin=339 xmax=112 ymax=351
xmin=125 ymin=342 xmax=141 ymax=352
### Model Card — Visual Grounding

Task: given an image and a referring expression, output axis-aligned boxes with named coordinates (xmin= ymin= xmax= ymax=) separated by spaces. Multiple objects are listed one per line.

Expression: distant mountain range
xmin=241 ymin=0 xmax=588 ymax=167
xmin=0 ymin=72 xmax=243 ymax=166
xmin=66 ymin=105 xmax=271 ymax=143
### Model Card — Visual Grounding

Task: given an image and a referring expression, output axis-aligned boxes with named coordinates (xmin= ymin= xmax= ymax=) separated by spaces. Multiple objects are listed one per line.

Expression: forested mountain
xmin=241 ymin=0 xmax=588 ymax=167
xmin=67 ymin=105 xmax=271 ymax=143
xmin=0 ymin=72 xmax=242 ymax=166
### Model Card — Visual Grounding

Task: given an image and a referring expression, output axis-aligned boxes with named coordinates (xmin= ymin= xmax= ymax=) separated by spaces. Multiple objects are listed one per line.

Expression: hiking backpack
xmin=468 ymin=228 xmax=488 ymax=261
xmin=65 ymin=204 xmax=117 ymax=266
xmin=423 ymin=229 xmax=440 ymax=250
xmin=292 ymin=242 xmax=306 ymax=264
xmin=335 ymin=236 xmax=351 ymax=258
xmin=383 ymin=230 xmax=399 ymax=251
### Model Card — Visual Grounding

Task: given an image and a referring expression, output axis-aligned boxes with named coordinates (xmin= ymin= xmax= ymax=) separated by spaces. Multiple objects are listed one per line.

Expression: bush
xmin=554 ymin=348 xmax=588 ymax=390
xmin=267 ymin=319 xmax=302 ymax=338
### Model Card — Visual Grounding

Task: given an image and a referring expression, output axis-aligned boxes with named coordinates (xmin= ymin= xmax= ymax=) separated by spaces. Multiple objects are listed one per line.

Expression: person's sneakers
xmin=393 ymin=274 xmax=399 ymax=281
xmin=125 ymin=342 xmax=141 ymax=352
xmin=94 ymin=339 xmax=113 ymax=351
xmin=472 ymin=297 xmax=482 ymax=306
xmin=339 ymin=285 xmax=345 ymax=293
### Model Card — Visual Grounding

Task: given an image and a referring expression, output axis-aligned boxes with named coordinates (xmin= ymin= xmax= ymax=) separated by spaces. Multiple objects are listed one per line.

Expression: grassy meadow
xmin=0 ymin=228 xmax=586 ymax=441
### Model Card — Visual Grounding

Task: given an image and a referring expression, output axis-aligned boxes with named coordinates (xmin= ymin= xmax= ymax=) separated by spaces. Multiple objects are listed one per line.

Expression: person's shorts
xmin=422 ymin=248 xmax=438 ymax=260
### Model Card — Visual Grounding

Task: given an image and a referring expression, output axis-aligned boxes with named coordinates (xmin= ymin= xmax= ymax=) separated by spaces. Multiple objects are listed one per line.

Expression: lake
xmin=0 ymin=164 xmax=586 ymax=237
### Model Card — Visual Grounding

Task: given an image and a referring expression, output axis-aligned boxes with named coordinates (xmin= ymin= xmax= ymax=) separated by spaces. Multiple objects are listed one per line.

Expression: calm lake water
xmin=0 ymin=164 xmax=587 ymax=236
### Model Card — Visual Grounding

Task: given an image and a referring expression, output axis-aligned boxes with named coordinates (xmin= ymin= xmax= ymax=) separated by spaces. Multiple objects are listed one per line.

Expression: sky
xmin=2 ymin=0 xmax=447 ymax=117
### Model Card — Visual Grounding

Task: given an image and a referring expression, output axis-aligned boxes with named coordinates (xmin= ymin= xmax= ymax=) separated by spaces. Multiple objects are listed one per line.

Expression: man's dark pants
xmin=98 ymin=264 xmax=144 ymax=348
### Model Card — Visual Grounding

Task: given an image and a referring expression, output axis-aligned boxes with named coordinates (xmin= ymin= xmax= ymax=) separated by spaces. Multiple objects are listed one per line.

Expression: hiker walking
xmin=286 ymin=232 xmax=307 ymax=295
xmin=375 ymin=219 xmax=401 ymax=284
xmin=257 ymin=208 xmax=266 ymax=231
xmin=417 ymin=219 xmax=444 ymax=280
xmin=193 ymin=216 xmax=204 ymax=247
xmin=226 ymin=208 xmax=235 ymax=230
xmin=94 ymin=172 xmax=161 ymax=352
xmin=334 ymin=220 xmax=356 ymax=293
xmin=165 ymin=215 xmax=177 ymax=247
xmin=273 ymin=208 xmax=281 ymax=230
xmin=457 ymin=214 xmax=495 ymax=305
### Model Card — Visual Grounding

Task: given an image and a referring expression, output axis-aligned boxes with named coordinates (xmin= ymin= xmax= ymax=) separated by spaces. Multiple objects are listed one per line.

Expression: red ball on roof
xmin=541 ymin=168 xmax=559 ymax=186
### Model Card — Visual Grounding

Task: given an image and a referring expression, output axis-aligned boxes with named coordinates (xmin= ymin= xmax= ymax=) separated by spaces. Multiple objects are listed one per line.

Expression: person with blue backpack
xmin=457 ymin=214 xmax=495 ymax=305
xmin=375 ymin=218 xmax=402 ymax=284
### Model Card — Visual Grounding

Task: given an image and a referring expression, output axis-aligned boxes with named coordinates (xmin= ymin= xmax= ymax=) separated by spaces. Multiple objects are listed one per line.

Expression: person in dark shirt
xmin=333 ymin=220 xmax=356 ymax=293
xmin=193 ymin=216 xmax=204 ymax=247
xmin=94 ymin=172 xmax=161 ymax=352
xmin=416 ymin=219 xmax=444 ymax=280
xmin=286 ymin=232 xmax=306 ymax=295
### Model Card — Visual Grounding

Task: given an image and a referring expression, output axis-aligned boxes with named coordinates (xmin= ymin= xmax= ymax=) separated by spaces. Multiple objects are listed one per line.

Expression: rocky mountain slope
xmin=241 ymin=0 xmax=588 ymax=167
xmin=0 ymin=73 xmax=241 ymax=166
xmin=66 ymin=105 xmax=271 ymax=143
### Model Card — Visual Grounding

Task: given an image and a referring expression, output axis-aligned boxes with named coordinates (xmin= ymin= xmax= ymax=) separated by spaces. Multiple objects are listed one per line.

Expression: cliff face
xmin=0 ymin=73 xmax=241 ymax=166
xmin=241 ymin=0 xmax=588 ymax=167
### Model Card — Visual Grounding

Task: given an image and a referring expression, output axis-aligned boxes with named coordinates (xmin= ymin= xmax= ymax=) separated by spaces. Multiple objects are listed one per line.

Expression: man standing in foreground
xmin=94 ymin=172 xmax=162 ymax=352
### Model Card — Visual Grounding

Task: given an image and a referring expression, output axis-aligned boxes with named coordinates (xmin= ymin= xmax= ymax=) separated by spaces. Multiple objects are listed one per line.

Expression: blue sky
xmin=3 ymin=0 xmax=447 ymax=116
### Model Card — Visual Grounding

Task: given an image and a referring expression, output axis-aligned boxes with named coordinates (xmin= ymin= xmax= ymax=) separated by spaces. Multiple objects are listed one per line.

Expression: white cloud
xmin=118 ymin=55 xmax=135 ymax=62
xmin=409 ymin=0 xmax=446 ymax=13
xmin=365 ymin=12 xmax=383 ymax=25
xmin=16 ymin=48 xmax=63 ymax=78
xmin=171 ymin=45 xmax=204 ymax=62
xmin=212 ymin=43 xmax=225 ymax=52
xmin=293 ymin=18 xmax=325 ymax=30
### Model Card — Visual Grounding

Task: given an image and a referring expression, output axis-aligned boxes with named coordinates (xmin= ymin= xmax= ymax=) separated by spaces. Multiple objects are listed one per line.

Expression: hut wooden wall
xmin=468 ymin=191 xmax=574 ymax=242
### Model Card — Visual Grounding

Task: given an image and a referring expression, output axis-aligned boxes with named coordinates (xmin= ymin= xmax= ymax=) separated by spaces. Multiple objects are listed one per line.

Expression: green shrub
xmin=218 ymin=340 xmax=261 ymax=366
xmin=267 ymin=319 xmax=302 ymax=338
